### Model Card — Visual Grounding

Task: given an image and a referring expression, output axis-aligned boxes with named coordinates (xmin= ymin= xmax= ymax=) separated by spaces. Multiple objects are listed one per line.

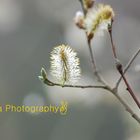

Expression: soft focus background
xmin=0 ymin=0 xmax=140 ymax=139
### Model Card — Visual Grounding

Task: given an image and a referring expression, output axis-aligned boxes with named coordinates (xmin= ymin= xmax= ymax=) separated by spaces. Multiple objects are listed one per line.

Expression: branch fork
xmin=39 ymin=0 xmax=140 ymax=125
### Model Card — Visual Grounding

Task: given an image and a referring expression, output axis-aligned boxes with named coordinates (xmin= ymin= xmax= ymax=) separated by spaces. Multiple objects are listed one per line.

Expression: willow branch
xmin=79 ymin=0 xmax=107 ymax=85
xmin=39 ymin=66 xmax=140 ymax=124
xmin=87 ymin=40 xmax=98 ymax=75
xmin=87 ymin=39 xmax=107 ymax=85
xmin=108 ymin=22 xmax=140 ymax=109
xmin=116 ymin=47 xmax=140 ymax=88
xmin=40 ymin=75 xmax=140 ymax=124
xmin=43 ymin=78 xmax=108 ymax=90
xmin=78 ymin=0 xmax=98 ymax=77
xmin=108 ymin=19 xmax=118 ymax=60
xmin=113 ymin=91 xmax=140 ymax=124
xmin=39 ymin=0 xmax=140 ymax=124
xmin=117 ymin=64 xmax=140 ymax=109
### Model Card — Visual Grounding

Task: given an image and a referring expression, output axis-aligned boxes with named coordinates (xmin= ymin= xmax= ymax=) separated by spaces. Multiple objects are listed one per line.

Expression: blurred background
xmin=0 ymin=0 xmax=140 ymax=139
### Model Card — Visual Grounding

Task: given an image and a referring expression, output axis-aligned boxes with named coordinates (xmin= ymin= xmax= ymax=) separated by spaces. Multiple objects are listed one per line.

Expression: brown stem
xmin=113 ymin=91 xmax=140 ymax=124
xmin=87 ymin=39 xmax=107 ymax=85
xmin=108 ymin=22 xmax=140 ymax=109
xmin=73 ymin=0 xmax=140 ymax=124
xmin=78 ymin=0 xmax=106 ymax=85
xmin=43 ymin=78 xmax=108 ymax=89
xmin=108 ymin=20 xmax=117 ymax=59
xmin=87 ymin=39 xmax=98 ymax=74
xmin=116 ymin=47 xmax=140 ymax=88
xmin=41 ymin=76 xmax=140 ymax=124
xmin=117 ymin=65 xmax=140 ymax=109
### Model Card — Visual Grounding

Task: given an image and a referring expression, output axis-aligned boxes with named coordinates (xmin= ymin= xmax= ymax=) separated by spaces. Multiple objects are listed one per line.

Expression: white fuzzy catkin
xmin=84 ymin=4 xmax=114 ymax=35
xmin=50 ymin=45 xmax=81 ymax=84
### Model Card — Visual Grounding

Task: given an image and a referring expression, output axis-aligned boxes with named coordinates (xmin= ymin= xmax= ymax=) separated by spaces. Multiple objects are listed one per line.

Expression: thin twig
xmin=113 ymin=91 xmax=140 ymax=124
xmin=116 ymin=47 xmax=140 ymax=88
xmin=108 ymin=23 xmax=140 ymax=109
xmin=108 ymin=20 xmax=118 ymax=60
xmin=44 ymin=0 xmax=140 ymax=124
xmin=42 ymin=76 xmax=140 ymax=124
xmin=117 ymin=65 xmax=140 ymax=109
xmin=87 ymin=39 xmax=107 ymax=85
xmin=78 ymin=0 xmax=99 ymax=80
xmin=78 ymin=0 xmax=100 ymax=81
xmin=78 ymin=0 xmax=107 ymax=85
xmin=43 ymin=78 xmax=108 ymax=90
xmin=87 ymin=40 xmax=98 ymax=74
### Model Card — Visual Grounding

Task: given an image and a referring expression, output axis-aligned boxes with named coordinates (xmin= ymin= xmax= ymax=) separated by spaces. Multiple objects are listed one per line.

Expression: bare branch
xmin=116 ymin=47 xmax=140 ymax=88
xmin=43 ymin=78 xmax=108 ymax=90
xmin=39 ymin=68 xmax=140 ymax=124
xmin=108 ymin=20 xmax=118 ymax=60
xmin=108 ymin=23 xmax=140 ymax=109
xmin=40 ymin=0 xmax=140 ymax=125
xmin=77 ymin=0 xmax=140 ymax=123
xmin=78 ymin=0 xmax=105 ymax=84
xmin=113 ymin=91 xmax=140 ymax=124
xmin=87 ymin=40 xmax=98 ymax=77
xmin=87 ymin=39 xmax=107 ymax=85
xmin=117 ymin=64 xmax=140 ymax=109
xmin=41 ymin=76 xmax=140 ymax=124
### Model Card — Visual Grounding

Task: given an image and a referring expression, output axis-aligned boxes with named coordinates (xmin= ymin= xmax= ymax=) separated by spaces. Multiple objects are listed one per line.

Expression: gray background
xmin=0 ymin=0 xmax=140 ymax=140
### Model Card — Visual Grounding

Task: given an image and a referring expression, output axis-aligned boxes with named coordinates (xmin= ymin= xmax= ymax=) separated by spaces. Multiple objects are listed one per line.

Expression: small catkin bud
xmin=84 ymin=4 xmax=115 ymax=37
xmin=115 ymin=59 xmax=123 ymax=73
xmin=74 ymin=11 xmax=85 ymax=29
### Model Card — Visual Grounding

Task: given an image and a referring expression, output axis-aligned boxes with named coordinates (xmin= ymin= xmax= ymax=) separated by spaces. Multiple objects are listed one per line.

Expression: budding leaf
xmin=41 ymin=67 xmax=47 ymax=80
